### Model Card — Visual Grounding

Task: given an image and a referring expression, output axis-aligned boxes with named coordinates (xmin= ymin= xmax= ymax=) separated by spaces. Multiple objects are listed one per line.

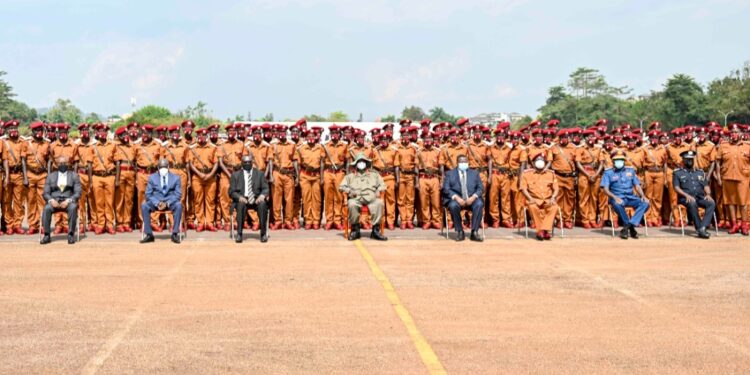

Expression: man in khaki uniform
xmin=339 ymin=153 xmax=387 ymax=241
xmin=268 ymin=125 xmax=297 ymax=230
xmin=415 ymin=132 xmax=442 ymax=229
xmin=396 ymin=131 xmax=417 ymax=229
xmin=296 ymin=130 xmax=324 ymax=229
xmin=549 ymin=129 xmax=577 ymax=228
xmin=575 ymin=130 xmax=605 ymax=228
xmin=322 ymin=124 xmax=348 ymax=230
xmin=217 ymin=123 xmax=245 ymax=230
xmin=188 ymin=128 xmax=218 ymax=231
xmin=114 ymin=127 xmax=136 ymax=232
xmin=90 ymin=124 xmax=117 ymax=234
xmin=25 ymin=122 xmax=51 ymax=234
xmin=75 ymin=124 xmax=95 ymax=231
xmin=2 ymin=120 xmax=28 ymax=235
xmin=488 ymin=126 xmax=514 ymax=228
xmin=371 ymin=134 xmax=399 ymax=229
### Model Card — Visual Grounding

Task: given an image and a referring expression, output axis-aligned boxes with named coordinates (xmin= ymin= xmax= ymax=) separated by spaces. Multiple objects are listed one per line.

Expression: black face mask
xmin=683 ymin=159 xmax=694 ymax=169
xmin=58 ymin=164 xmax=68 ymax=173
xmin=242 ymin=163 xmax=252 ymax=171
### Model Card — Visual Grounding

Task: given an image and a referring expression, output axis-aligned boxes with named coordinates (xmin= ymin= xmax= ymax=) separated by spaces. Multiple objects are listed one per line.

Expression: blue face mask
xmin=458 ymin=162 xmax=469 ymax=171
xmin=613 ymin=160 xmax=625 ymax=169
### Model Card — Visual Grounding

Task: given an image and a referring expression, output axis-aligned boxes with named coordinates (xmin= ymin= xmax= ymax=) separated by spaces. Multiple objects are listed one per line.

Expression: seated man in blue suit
xmin=442 ymin=154 xmax=484 ymax=242
xmin=140 ymin=158 xmax=183 ymax=244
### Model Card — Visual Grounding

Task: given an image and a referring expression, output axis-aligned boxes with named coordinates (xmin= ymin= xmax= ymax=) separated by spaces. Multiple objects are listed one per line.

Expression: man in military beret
xmin=673 ymin=150 xmax=714 ymax=238
xmin=601 ymin=150 xmax=650 ymax=239
xmin=339 ymin=153 xmax=387 ymax=241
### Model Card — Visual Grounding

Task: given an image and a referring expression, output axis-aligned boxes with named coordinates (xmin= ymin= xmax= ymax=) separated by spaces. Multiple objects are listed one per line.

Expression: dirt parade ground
xmin=0 ymin=228 xmax=748 ymax=374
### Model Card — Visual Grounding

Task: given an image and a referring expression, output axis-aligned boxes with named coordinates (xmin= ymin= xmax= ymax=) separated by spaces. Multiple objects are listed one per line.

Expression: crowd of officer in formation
xmin=1 ymin=116 xmax=749 ymax=239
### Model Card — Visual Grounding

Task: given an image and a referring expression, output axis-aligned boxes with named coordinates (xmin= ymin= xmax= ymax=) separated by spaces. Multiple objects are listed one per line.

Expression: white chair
xmin=39 ymin=205 xmax=83 ymax=243
xmin=673 ymin=205 xmax=719 ymax=237
xmin=440 ymin=207 xmax=485 ymax=240
xmin=607 ymin=206 xmax=648 ymax=237
xmin=517 ymin=206 xmax=564 ymax=239
xmin=141 ymin=209 xmax=187 ymax=242
xmin=230 ymin=202 xmax=270 ymax=241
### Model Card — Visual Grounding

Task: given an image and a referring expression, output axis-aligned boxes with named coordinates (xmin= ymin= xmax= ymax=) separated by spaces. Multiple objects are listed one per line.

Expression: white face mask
xmin=458 ymin=162 xmax=469 ymax=171
xmin=613 ymin=160 xmax=625 ymax=169
xmin=356 ymin=161 xmax=367 ymax=170
xmin=534 ymin=159 xmax=545 ymax=169
xmin=159 ymin=167 xmax=169 ymax=177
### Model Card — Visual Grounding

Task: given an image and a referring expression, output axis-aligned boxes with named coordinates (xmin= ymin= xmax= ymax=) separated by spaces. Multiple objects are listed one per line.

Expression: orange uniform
xmin=640 ymin=144 xmax=667 ymax=225
xmin=520 ymin=169 xmax=559 ymax=233
xmin=296 ymin=142 xmax=324 ymax=227
xmin=269 ymin=141 xmax=297 ymax=227
xmin=466 ymin=140 xmax=489 ymax=187
xmin=216 ymin=139 xmax=245 ymax=228
xmin=396 ymin=142 xmax=418 ymax=227
xmin=488 ymin=142 xmax=513 ymax=227
xmin=90 ymin=139 xmax=117 ymax=230
xmin=25 ymin=138 xmax=50 ymax=232
xmin=188 ymin=143 xmax=218 ymax=228
xmin=717 ymin=142 xmax=750 ymax=205
xmin=549 ymin=143 xmax=577 ymax=226
xmin=415 ymin=146 xmax=442 ymax=228
xmin=134 ymin=139 xmax=162 ymax=228
xmin=114 ymin=141 xmax=136 ymax=231
xmin=575 ymin=144 xmax=605 ymax=227
xmin=508 ymin=146 xmax=526 ymax=225
xmin=441 ymin=143 xmax=466 ymax=171
xmin=322 ymin=141 xmax=348 ymax=227
xmin=372 ymin=144 xmax=400 ymax=227
xmin=2 ymin=137 xmax=27 ymax=232
xmin=74 ymin=139 xmax=94 ymax=229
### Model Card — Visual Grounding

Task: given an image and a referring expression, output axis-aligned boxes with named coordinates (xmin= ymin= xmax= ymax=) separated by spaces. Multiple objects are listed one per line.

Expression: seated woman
xmin=520 ymin=152 xmax=559 ymax=241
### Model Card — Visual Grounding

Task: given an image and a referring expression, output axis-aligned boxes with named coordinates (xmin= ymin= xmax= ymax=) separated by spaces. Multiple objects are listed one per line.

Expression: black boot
xmin=348 ymin=224 xmax=361 ymax=241
xmin=370 ymin=224 xmax=388 ymax=241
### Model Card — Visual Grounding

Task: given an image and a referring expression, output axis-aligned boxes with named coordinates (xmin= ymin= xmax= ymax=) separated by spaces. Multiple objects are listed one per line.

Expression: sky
xmin=1 ymin=0 xmax=749 ymax=120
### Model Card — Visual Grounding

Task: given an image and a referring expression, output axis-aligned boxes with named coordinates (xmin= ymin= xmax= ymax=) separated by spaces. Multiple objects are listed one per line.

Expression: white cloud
xmin=366 ymin=52 xmax=471 ymax=104
xmin=493 ymin=84 xmax=518 ymax=98
xmin=74 ymin=40 xmax=184 ymax=102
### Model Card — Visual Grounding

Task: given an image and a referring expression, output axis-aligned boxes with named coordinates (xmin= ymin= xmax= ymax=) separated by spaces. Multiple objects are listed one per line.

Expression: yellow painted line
xmin=353 ymin=240 xmax=447 ymax=375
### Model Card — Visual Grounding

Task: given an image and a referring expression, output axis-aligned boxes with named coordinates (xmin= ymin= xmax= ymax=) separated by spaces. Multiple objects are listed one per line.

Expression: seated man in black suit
xmin=230 ymin=154 xmax=270 ymax=243
xmin=41 ymin=156 xmax=82 ymax=244
xmin=442 ymin=154 xmax=484 ymax=242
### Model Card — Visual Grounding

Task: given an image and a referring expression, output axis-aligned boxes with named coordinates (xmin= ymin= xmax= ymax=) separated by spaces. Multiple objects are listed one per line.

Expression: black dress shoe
xmin=619 ymin=228 xmax=629 ymax=240
xmin=260 ymin=234 xmax=268 ymax=243
xmin=348 ymin=224 xmax=361 ymax=241
xmin=697 ymin=228 xmax=710 ymax=239
xmin=628 ymin=225 xmax=639 ymax=239
xmin=67 ymin=234 xmax=75 ymax=245
xmin=171 ymin=233 xmax=181 ymax=244
xmin=40 ymin=235 xmax=51 ymax=245
xmin=140 ymin=234 xmax=155 ymax=243
xmin=235 ymin=233 xmax=243 ymax=243
xmin=455 ymin=231 xmax=465 ymax=241
xmin=370 ymin=227 xmax=388 ymax=241
xmin=470 ymin=231 xmax=483 ymax=242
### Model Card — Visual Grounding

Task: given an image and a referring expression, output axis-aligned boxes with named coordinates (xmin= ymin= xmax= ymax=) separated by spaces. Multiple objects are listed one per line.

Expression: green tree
xmin=44 ymin=98 xmax=83 ymax=124
xmin=511 ymin=115 xmax=533 ymax=130
xmin=2 ymin=100 xmax=38 ymax=123
xmin=428 ymin=107 xmax=458 ymax=123
xmin=304 ymin=114 xmax=327 ymax=122
xmin=401 ymin=105 xmax=426 ymax=121
xmin=380 ymin=114 xmax=396 ymax=122
xmin=0 ymin=71 xmax=15 ymax=113
xmin=658 ymin=74 xmax=708 ymax=127
xmin=258 ymin=113 xmax=274 ymax=122
xmin=327 ymin=110 xmax=350 ymax=122
xmin=706 ymin=64 xmax=750 ymax=124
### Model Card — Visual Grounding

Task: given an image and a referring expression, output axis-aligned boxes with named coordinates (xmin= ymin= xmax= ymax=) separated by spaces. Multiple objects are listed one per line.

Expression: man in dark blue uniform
xmin=601 ymin=150 xmax=650 ymax=239
xmin=673 ymin=150 xmax=715 ymax=239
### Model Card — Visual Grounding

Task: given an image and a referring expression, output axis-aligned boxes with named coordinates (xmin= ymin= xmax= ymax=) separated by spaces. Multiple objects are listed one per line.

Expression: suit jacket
xmin=442 ymin=168 xmax=483 ymax=206
xmin=230 ymin=168 xmax=270 ymax=202
xmin=145 ymin=172 xmax=182 ymax=209
xmin=42 ymin=171 xmax=82 ymax=203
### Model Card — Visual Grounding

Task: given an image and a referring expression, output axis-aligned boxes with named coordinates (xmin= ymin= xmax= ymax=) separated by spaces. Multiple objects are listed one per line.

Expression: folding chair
xmin=608 ymin=205 xmax=648 ymax=237
xmin=516 ymin=206 xmax=564 ymax=239
xmin=440 ymin=206 xmax=486 ymax=240
xmin=229 ymin=201 xmax=270 ymax=241
xmin=39 ymin=208 xmax=82 ymax=243
xmin=674 ymin=205 xmax=719 ymax=236
xmin=141 ymin=209 xmax=187 ymax=242
xmin=343 ymin=192 xmax=385 ymax=239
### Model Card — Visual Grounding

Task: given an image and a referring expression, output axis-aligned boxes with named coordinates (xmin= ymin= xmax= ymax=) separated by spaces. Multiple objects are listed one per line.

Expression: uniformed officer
xmin=2 ymin=120 xmax=28 ymax=235
xmin=26 ymin=121 xmax=51 ymax=235
xmin=188 ymin=128 xmax=218 ymax=231
xmin=90 ymin=124 xmax=117 ymax=234
xmin=114 ymin=126 xmax=136 ymax=232
xmin=601 ymin=150 xmax=650 ymax=239
xmin=673 ymin=150 xmax=715 ymax=239
xmin=339 ymin=153 xmax=387 ymax=241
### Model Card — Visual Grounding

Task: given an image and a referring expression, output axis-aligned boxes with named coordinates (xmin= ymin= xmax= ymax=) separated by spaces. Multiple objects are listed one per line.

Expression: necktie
xmin=162 ymin=176 xmax=167 ymax=193
xmin=245 ymin=171 xmax=254 ymax=202
xmin=460 ymin=171 xmax=468 ymax=200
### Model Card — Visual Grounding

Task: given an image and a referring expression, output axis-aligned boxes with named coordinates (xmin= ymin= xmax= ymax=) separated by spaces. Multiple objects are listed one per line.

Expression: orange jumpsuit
xmin=216 ymin=139 xmax=245 ymax=227
xmin=114 ymin=141 xmax=136 ymax=230
xmin=575 ymin=144 xmax=604 ymax=227
xmin=549 ymin=143 xmax=577 ymax=224
xmin=2 ymin=138 xmax=27 ymax=231
xmin=640 ymin=144 xmax=667 ymax=225
xmin=322 ymin=141 xmax=348 ymax=227
xmin=25 ymin=139 xmax=50 ymax=231
xmin=188 ymin=143 xmax=218 ymax=227
xmin=90 ymin=140 xmax=117 ymax=230
xmin=416 ymin=146 xmax=442 ymax=228
xmin=508 ymin=146 xmax=526 ymax=225
xmin=75 ymin=140 xmax=94 ymax=229
xmin=133 ymin=140 xmax=162 ymax=228
xmin=269 ymin=141 xmax=297 ymax=227
xmin=296 ymin=143 xmax=324 ymax=226
xmin=396 ymin=143 xmax=418 ymax=226
xmin=488 ymin=143 xmax=513 ymax=226
xmin=372 ymin=144 xmax=400 ymax=227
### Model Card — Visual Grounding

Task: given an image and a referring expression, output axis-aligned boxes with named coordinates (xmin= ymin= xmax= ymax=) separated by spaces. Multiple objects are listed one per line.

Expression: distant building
xmin=469 ymin=112 xmax=528 ymax=127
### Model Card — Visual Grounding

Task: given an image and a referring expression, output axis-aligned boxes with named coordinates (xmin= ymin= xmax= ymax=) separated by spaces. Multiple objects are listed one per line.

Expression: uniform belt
xmin=197 ymin=167 xmax=213 ymax=173
xmin=554 ymin=170 xmax=577 ymax=178
xmin=401 ymin=170 xmax=415 ymax=175
xmin=28 ymin=167 xmax=46 ymax=174
xmin=300 ymin=169 xmax=319 ymax=176
xmin=374 ymin=167 xmax=395 ymax=173
xmin=476 ymin=166 xmax=488 ymax=172
xmin=419 ymin=168 xmax=440 ymax=174
xmin=325 ymin=168 xmax=343 ymax=173
xmin=138 ymin=166 xmax=157 ymax=174
xmin=119 ymin=165 xmax=135 ymax=171
xmin=92 ymin=171 xmax=114 ymax=177
xmin=582 ymin=163 xmax=599 ymax=170
xmin=508 ymin=169 xmax=520 ymax=177
xmin=419 ymin=173 xmax=438 ymax=178
xmin=8 ymin=165 xmax=23 ymax=174
xmin=172 ymin=164 xmax=187 ymax=169
xmin=646 ymin=167 xmax=663 ymax=173
xmin=279 ymin=168 xmax=295 ymax=175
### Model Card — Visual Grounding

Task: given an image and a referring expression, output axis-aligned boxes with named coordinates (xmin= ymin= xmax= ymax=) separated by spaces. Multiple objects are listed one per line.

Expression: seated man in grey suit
xmin=41 ymin=156 xmax=82 ymax=245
